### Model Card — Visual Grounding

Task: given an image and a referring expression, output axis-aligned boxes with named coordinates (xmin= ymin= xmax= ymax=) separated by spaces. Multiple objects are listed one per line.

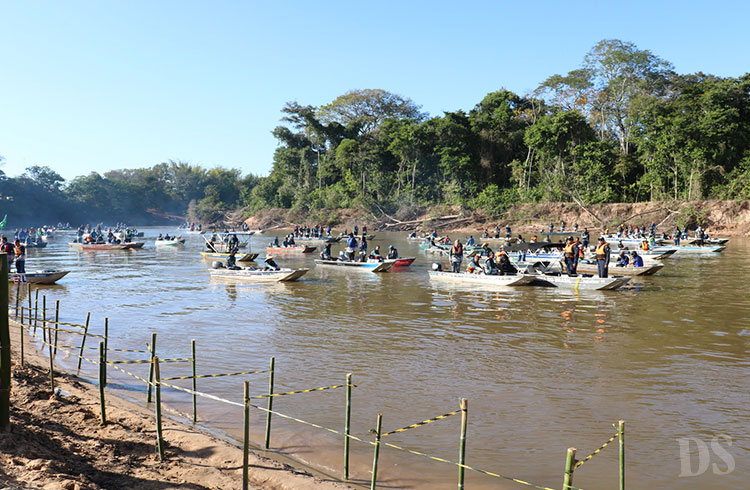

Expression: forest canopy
xmin=2 ymin=39 xmax=749 ymax=226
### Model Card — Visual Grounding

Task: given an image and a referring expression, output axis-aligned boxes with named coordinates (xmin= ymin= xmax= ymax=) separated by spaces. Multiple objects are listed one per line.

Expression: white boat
xmin=530 ymin=274 xmax=631 ymax=290
xmin=209 ymin=267 xmax=309 ymax=282
xmin=651 ymin=245 xmax=726 ymax=255
xmin=573 ymin=262 xmax=663 ymax=277
xmin=314 ymin=259 xmax=396 ymax=272
xmin=9 ymin=270 xmax=70 ymax=284
xmin=155 ymin=238 xmax=186 ymax=247
xmin=428 ymin=271 xmax=536 ymax=287
xmin=186 ymin=230 xmax=204 ymax=235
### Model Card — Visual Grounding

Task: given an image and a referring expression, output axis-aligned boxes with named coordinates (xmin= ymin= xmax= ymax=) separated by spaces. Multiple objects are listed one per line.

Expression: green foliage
xmin=470 ymin=184 xmax=517 ymax=216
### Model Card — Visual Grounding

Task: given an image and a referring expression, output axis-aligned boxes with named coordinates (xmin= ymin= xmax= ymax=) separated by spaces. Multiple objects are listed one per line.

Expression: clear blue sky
xmin=1 ymin=1 xmax=748 ymax=181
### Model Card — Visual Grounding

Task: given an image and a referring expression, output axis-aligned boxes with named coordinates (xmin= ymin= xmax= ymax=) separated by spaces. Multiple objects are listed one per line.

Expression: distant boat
xmin=9 ymin=270 xmax=70 ymax=284
xmin=69 ymin=242 xmax=144 ymax=251
xmin=200 ymin=251 xmax=259 ymax=262
xmin=209 ymin=267 xmax=309 ymax=283
xmin=314 ymin=259 xmax=395 ymax=272
xmin=155 ymin=238 xmax=186 ymax=247
xmin=529 ymin=273 xmax=631 ymax=291
xmin=266 ymin=245 xmax=317 ymax=254
xmin=429 ymin=271 xmax=535 ymax=287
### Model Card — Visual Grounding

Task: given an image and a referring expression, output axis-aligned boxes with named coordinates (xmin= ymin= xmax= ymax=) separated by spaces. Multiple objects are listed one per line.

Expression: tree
xmin=318 ymin=89 xmax=425 ymax=135
xmin=22 ymin=165 xmax=65 ymax=192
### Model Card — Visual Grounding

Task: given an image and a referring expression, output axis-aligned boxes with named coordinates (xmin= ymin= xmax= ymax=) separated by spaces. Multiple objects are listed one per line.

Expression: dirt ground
xmin=241 ymin=200 xmax=750 ymax=237
xmin=0 ymin=326 xmax=353 ymax=490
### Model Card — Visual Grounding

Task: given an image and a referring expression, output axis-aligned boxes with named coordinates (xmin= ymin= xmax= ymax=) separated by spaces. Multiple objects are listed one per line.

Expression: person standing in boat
xmin=1 ymin=236 xmax=14 ymax=269
xmin=386 ymin=245 xmax=399 ymax=259
xmin=582 ymin=228 xmax=590 ymax=249
xmin=563 ymin=237 xmax=578 ymax=276
xmin=346 ymin=233 xmax=358 ymax=261
xmin=595 ymin=237 xmax=610 ymax=278
xmin=13 ymin=239 xmax=25 ymax=274
xmin=449 ymin=239 xmax=463 ymax=273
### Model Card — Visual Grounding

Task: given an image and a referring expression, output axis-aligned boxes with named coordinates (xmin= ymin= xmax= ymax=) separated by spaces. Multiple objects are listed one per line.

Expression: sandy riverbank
xmin=0 ymin=322 xmax=354 ymax=490
xmin=241 ymin=200 xmax=750 ymax=237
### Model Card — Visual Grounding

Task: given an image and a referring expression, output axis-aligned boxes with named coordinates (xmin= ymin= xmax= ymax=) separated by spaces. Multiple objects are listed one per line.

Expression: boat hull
xmin=575 ymin=263 xmax=663 ymax=276
xmin=314 ymin=259 xmax=395 ymax=272
xmin=155 ymin=239 xmax=186 ymax=247
xmin=266 ymin=246 xmax=316 ymax=254
xmin=531 ymin=274 xmax=631 ymax=290
xmin=209 ymin=268 xmax=309 ymax=282
xmin=69 ymin=242 xmax=144 ymax=250
xmin=9 ymin=270 xmax=70 ymax=284
xmin=201 ymin=252 xmax=259 ymax=262
xmin=428 ymin=271 xmax=535 ymax=287
xmin=392 ymin=257 xmax=416 ymax=267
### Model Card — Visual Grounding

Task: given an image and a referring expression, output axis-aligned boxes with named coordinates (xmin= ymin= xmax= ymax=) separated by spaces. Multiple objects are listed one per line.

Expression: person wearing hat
xmin=563 ymin=237 xmax=578 ymax=276
xmin=482 ymin=250 xmax=499 ymax=275
xmin=595 ymin=237 xmax=610 ymax=277
xmin=386 ymin=244 xmax=399 ymax=260
xmin=615 ymin=250 xmax=629 ymax=267
xmin=263 ymin=255 xmax=280 ymax=271
xmin=629 ymin=250 xmax=644 ymax=268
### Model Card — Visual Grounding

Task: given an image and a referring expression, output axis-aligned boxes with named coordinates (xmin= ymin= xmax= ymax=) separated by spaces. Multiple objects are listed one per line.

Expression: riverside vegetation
xmin=2 ymin=39 xmax=750 ymax=226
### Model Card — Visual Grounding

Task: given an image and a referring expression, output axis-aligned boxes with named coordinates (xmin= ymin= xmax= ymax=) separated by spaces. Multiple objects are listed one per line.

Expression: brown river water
xmin=14 ymin=228 xmax=750 ymax=489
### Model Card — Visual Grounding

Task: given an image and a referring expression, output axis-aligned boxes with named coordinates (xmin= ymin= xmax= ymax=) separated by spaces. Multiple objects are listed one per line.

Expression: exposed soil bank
xmin=242 ymin=200 xmax=750 ymax=237
xmin=0 ymin=325 xmax=352 ymax=490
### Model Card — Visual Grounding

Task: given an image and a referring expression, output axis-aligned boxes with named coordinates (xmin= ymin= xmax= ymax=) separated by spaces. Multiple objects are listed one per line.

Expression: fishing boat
xmin=392 ymin=257 xmax=416 ymax=267
xmin=314 ymin=259 xmax=396 ymax=272
xmin=186 ymin=230 xmax=204 ymax=235
xmin=428 ymin=271 xmax=536 ymax=287
xmin=294 ymin=236 xmax=341 ymax=244
xmin=69 ymin=242 xmax=144 ymax=251
xmin=155 ymin=237 xmax=186 ymax=247
xmin=650 ymin=245 xmax=726 ymax=255
xmin=423 ymin=246 xmax=450 ymax=255
xmin=8 ymin=270 xmax=70 ymax=284
xmin=530 ymin=273 xmax=631 ymax=290
xmin=705 ymin=237 xmax=729 ymax=245
xmin=209 ymin=267 xmax=309 ymax=282
xmin=266 ymin=245 xmax=317 ymax=254
xmin=572 ymin=262 xmax=663 ymax=277
xmin=202 ymin=232 xmax=254 ymax=253
xmin=200 ymin=251 xmax=259 ymax=262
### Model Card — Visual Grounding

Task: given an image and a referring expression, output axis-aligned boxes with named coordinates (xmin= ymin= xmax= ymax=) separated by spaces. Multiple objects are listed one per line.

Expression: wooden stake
xmin=0 ymin=253 xmax=9 ymax=431
xmin=53 ymin=300 xmax=60 ymax=357
xmin=76 ymin=312 xmax=91 ymax=376
xmin=458 ymin=398 xmax=468 ymax=490
xmin=147 ymin=332 xmax=156 ymax=403
xmin=264 ymin=356 xmax=275 ymax=449
xmin=42 ymin=295 xmax=47 ymax=343
xmin=370 ymin=413 xmax=383 ymax=490
xmin=154 ymin=356 xmax=165 ymax=460
xmin=619 ymin=420 xmax=625 ymax=490
xmin=103 ymin=317 xmax=109 ymax=373
xmin=562 ymin=447 xmax=577 ymax=490
xmin=46 ymin=297 xmax=53 ymax=392
xmin=344 ymin=373 xmax=352 ymax=480
xmin=32 ymin=288 xmax=38 ymax=335
xmin=191 ymin=339 xmax=197 ymax=423
xmin=98 ymin=341 xmax=106 ymax=424
xmin=242 ymin=380 xmax=250 ymax=490
xmin=14 ymin=281 xmax=20 ymax=320
xmin=19 ymin=299 xmax=24 ymax=368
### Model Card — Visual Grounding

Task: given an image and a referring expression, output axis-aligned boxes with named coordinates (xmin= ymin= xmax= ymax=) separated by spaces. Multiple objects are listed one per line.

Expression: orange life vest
xmin=564 ymin=243 xmax=576 ymax=258
xmin=595 ymin=243 xmax=608 ymax=259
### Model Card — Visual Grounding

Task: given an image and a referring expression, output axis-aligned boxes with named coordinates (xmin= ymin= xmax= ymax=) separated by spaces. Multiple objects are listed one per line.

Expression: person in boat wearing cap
xmin=482 ymin=250 xmax=499 ymax=275
xmin=615 ymin=250 xmax=629 ymax=267
xmin=263 ymin=255 xmax=280 ymax=271
xmin=386 ymin=245 xmax=399 ymax=259
xmin=496 ymin=250 xmax=517 ymax=275
xmin=629 ymin=251 xmax=644 ymax=268
xmin=563 ymin=237 xmax=579 ymax=276
xmin=449 ymin=239 xmax=463 ymax=273
xmin=466 ymin=254 xmax=482 ymax=274
xmin=595 ymin=237 xmax=610 ymax=278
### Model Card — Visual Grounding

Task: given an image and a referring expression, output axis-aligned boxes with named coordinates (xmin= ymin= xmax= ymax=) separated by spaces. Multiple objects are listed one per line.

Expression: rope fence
xmin=7 ymin=292 xmax=626 ymax=490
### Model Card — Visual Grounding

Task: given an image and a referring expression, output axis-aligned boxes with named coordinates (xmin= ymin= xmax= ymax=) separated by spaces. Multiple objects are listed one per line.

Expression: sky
xmin=1 ymin=1 xmax=749 ymax=181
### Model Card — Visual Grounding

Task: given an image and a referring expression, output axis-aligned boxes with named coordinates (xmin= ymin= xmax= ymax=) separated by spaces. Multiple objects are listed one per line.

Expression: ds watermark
xmin=677 ymin=435 xmax=734 ymax=477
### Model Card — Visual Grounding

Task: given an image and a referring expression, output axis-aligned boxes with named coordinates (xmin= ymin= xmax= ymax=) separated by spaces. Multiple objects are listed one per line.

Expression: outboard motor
xmin=211 ymin=261 xmax=225 ymax=269
xmin=431 ymin=262 xmax=443 ymax=272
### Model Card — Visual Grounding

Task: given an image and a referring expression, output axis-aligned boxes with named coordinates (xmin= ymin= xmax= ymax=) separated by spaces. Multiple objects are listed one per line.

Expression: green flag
xmin=0 ymin=215 xmax=6 ymax=229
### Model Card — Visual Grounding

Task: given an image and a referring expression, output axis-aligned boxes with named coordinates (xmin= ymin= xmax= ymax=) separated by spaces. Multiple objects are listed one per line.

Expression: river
xmin=16 ymin=228 xmax=749 ymax=489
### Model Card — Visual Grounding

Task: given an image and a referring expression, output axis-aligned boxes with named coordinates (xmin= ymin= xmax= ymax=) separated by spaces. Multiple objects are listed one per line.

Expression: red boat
xmin=265 ymin=245 xmax=317 ymax=254
xmin=69 ymin=242 xmax=144 ymax=251
xmin=392 ymin=257 xmax=416 ymax=267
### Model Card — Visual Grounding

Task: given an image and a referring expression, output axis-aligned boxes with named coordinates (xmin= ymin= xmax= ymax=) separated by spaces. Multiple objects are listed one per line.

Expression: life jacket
xmin=595 ymin=243 xmax=608 ymax=259
xmin=14 ymin=245 xmax=23 ymax=257
xmin=451 ymin=244 xmax=463 ymax=256
xmin=641 ymin=242 xmax=649 ymax=251
xmin=564 ymin=243 xmax=576 ymax=258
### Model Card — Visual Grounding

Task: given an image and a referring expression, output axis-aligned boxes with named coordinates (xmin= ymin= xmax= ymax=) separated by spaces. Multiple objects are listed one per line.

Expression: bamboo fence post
xmin=458 ymin=398 xmax=468 ymax=490
xmin=147 ymin=332 xmax=157 ymax=403
xmin=242 ymin=380 xmax=250 ymax=490
xmin=619 ymin=420 xmax=625 ymax=490
xmin=42 ymin=295 xmax=47 ymax=343
xmin=154 ymin=356 xmax=165 ymax=460
xmin=562 ymin=447 xmax=577 ymax=490
xmin=370 ymin=413 xmax=383 ymax=490
xmin=103 ymin=317 xmax=109 ymax=367
xmin=53 ymin=300 xmax=60 ymax=357
xmin=32 ymin=288 xmax=38 ymax=335
xmin=191 ymin=339 xmax=197 ymax=423
xmin=264 ymin=356 xmax=275 ymax=449
xmin=98 ymin=341 xmax=106 ymax=424
xmin=19 ymin=299 xmax=24 ymax=368
xmin=0 ymin=254 xmax=9 ymax=431
xmin=14 ymin=281 xmax=20 ymax=320
xmin=344 ymin=373 xmax=352 ymax=480
xmin=76 ymin=312 xmax=91 ymax=376
xmin=46 ymin=297 xmax=54 ymax=392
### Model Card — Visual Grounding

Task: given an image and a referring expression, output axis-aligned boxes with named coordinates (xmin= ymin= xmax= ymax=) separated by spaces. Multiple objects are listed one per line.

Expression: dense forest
xmin=2 ymin=39 xmax=749 ymax=226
